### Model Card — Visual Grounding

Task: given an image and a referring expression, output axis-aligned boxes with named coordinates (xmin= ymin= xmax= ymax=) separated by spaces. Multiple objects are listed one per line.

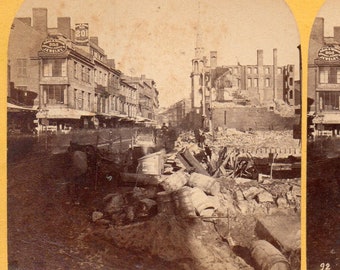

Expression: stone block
xmin=276 ymin=197 xmax=289 ymax=208
xmin=242 ymin=187 xmax=262 ymax=200
xmin=256 ymin=191 xmax=274 ymax=203
xmin=234 ymin=190 xmax=245 ymax=202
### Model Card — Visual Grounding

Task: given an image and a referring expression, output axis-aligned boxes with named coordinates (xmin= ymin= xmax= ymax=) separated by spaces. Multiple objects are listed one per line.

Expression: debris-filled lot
xmin=8 ymin=128 xmax=301 ymax=269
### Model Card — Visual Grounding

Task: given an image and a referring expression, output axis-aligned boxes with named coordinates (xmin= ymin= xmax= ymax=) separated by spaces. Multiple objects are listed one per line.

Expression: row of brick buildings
xmin=7 ymin=8 xmax=159 ymax=133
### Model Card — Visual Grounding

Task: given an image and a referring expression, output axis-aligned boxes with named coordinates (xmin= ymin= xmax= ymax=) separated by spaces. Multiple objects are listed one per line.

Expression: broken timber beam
xmin=176 ymin=148 xmax=209 ymax=176
xmin=213 ymin=151 xmax=232 ymax=177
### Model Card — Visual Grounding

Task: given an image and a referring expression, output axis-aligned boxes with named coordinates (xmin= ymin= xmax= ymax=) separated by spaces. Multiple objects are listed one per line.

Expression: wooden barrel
xmin=190 ymin=187 xmax=216 ymax=215
xmin=251 ymin=240 xmax=290 ymax=270
xmin=188 ymin=173 xmax=220 ymax=195
xmin=160 ymin=171 xmax=189 ymax=192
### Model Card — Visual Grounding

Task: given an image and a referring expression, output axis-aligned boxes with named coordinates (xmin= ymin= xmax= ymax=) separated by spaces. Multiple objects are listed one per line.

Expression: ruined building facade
xmin=189 ymin=33 xmax=297 ymax=131
xmin=191 ymin=47 xmax=296 ymax=112
xmin=209 ymin=50 xmax=295 ymax=107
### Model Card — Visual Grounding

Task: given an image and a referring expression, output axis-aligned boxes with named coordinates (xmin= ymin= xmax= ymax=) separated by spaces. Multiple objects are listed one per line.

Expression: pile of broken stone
xmin=88 ymin=129 xmax=301 ymax=269
xmin=92 ymin=134 xmax=301 ymax=226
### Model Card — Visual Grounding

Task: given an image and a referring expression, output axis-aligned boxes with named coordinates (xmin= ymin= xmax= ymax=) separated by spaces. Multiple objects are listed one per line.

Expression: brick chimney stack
xmin=334 ymin=26 xmax=340 ymax=43
xmin=257 ymin=50 xmax=263 ymax=66
xmin=57 ymin=17 xmax=71 ymax=39
xmin=311 ymin=17 xmax=324 ymax=44
xmin=90 ymin=37 xmax=99 ymax=46
xmin=32 ymin=8 xmax=47 ymax=34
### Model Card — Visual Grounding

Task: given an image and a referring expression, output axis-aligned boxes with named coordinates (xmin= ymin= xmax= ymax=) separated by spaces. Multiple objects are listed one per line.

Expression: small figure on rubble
xmin=204 ymin=145 xmax=212 ymax=161
xmin=199 ymin=129 xmax=206 ymax=147
xmin=194 ymin=128 xmax=201 ymax=144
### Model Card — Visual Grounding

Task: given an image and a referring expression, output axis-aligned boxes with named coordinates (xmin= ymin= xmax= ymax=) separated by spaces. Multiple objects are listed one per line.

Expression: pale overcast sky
xmin=15 ymin=0 xmax=300 ymax=107
xmin=317 ymin=0 xmax=340 ymax=37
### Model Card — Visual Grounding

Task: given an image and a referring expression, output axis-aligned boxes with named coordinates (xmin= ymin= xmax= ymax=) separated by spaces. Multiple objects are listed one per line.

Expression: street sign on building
xmin=318 ymin=45 xmax=340 ymax=61
xmin=41 ymin=38 xmax=67 ymax=54
xmin=75 ymin=23 xmax=89 ymax=44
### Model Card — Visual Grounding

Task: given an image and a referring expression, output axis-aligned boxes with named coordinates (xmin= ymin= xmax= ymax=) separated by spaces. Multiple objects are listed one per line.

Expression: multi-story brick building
xmin=308 ymin=17 xmax=340 ymax=137
xmin=8 ymin=8 xmax=159 ymax=132
xmin=122 ymin=75 xmax=159 ymax=122
xmin=161 ymin=98 xmax=191 ymax=128
xmin=7 ymin=9 xmax=47 ymax=133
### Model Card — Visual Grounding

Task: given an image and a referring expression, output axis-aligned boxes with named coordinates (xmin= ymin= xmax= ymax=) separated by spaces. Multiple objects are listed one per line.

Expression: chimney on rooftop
xmin=311 ymin=17 xmax=324 ymax=44
xmin=257 ymin=50 xmax=263 ymax=66
xmin=90 ymin=37 xmax=99 ymax=46
xmin=334 ymin=26 xmax=340 ymax=43
xmin=57 ymin=17 xmax=71 ymax=39
xmin=32 ymin=8 xmax=47 ymax=34
xmin=107 ymin=59 xmax=116 ymax=69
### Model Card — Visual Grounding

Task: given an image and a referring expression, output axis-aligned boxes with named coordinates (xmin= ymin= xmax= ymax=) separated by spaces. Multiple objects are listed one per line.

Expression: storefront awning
xmin=36 ymin=108 xmax=95 ymax=119
xmin=313 ymin=113 xmax=340 ymax=124
xmin=136 ymin=116 xmax=152 ymax=122
xmin=7 ymin=102 xmax=37 ymax=112
xmin=116 ymin=114 xmax=128 ymax=119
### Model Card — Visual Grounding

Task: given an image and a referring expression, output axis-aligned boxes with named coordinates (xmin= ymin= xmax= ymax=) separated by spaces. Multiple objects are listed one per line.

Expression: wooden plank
xmin=270 ymin=163 xmax=292 ymax=171
xmin=176 ymin=153 xmax=195 ymax=171
xmin=213 ymin=151 xmax=231 ymax=177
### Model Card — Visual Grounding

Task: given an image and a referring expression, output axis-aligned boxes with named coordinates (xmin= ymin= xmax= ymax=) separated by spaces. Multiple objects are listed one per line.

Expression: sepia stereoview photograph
xmin=7 ymin=0 xmax=301 ymax=269
xmin=307 ymin=0 xmax=340 ymax=269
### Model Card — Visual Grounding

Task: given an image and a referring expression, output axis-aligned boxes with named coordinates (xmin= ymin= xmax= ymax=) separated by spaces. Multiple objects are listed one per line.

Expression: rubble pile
xmin=274 ymin=99 xmax=296 ymax=118
xmin=84 ymin=133 xmax=301 ymax=269
xmin=63 ymin=125 xmax=301 ymax=269
xmin=175 ymin=129 xmax=300 ymax=158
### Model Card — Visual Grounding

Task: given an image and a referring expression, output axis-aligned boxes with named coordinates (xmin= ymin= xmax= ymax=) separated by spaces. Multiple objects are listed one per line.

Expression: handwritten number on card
xmin=320 ymin=263 xmax=331 ymax=270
